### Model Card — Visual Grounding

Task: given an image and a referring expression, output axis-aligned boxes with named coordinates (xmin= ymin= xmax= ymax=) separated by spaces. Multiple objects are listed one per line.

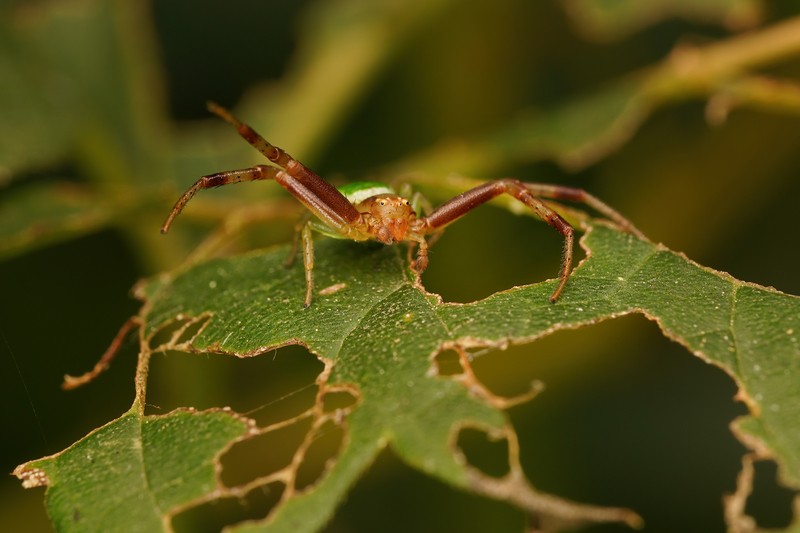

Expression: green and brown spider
xmin=162 ymin=103 xmax=642 ymax=307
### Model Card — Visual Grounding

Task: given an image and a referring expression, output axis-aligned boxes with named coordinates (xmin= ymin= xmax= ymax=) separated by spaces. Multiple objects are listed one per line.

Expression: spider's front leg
xmin=161 ymin=103 xmax=374 ymax=307
xmin=161 ymin=165 xmax=278 ymax=233
xmin=417 ymin=179 xmax=575 ymax=302
xmin=407 ymin=236 xmax=430 ymax=274
xmin=162 ymin=102 xmax=364 ymax=235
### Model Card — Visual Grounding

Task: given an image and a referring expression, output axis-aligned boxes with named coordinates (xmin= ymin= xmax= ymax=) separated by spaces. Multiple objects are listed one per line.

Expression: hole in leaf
xmin=321 ymin=388 xmax=358 ymax=414
xmin=457 ymin=426 xmax=510 ymax=478
xmin=431 ymin=348 xmax=465 ymax=377
xmin=432 ymin=345 xmax=542 ymax=409
xmin=173 ymin=481 xmax=283 ymax=533
xmin=145 ymin=344 xmax=323 ymax=426
xmin=220 ymin=417 xmax=312 ymax=487
xmin=745 ymin=459 xmax=797 ymax=529
xmin=173 ymin=316 xmax=210 ymax=345
xmin=330 ymin=448 xmax=524 ymax=531
xmin=295 ymin=419 xmax=345 ymax=491
xmin=148 ymin=315 xmax=210 ymax=348
xmin=421 ymin=205 xmax=584 ymax=303
xmin=510 ymin=316 xmax=749 ymax=532
xmin=469 ymin=345 xmax=544 ymax=400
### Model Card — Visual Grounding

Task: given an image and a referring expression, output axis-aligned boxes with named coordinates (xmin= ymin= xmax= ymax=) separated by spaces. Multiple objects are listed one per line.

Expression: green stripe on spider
xmin=338 ymin=182 xmax=396 ymax=205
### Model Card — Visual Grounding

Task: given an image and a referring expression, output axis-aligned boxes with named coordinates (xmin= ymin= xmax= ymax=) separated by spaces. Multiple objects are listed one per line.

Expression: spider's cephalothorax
xmin=360 ymin=195 xmax=415 ymax=244
xmin=162 ymin=102 xmax=642 ymax=307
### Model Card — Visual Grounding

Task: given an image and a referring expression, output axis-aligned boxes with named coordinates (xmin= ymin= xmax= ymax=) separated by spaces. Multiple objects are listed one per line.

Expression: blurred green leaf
xmin=0 ymin=182 xmax=110 ymax=258
xmin=0 ymin=0 xmax=165 ymax=175
xmin=383 ymin=75 xmax=652 ymax=181
xmin=249 ymin=0 xmax=457 ymax=160
xmin=395 ymin=15 xmax=800 ymax=180
xmin=0 ymin=0 xmax=173 ymax=263
xmin=563 ymin=0 xmax=762 ymax=40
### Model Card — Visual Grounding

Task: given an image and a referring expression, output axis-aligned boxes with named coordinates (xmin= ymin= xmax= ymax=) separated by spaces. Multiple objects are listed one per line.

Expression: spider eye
xmin=379 ymin=200 xmax=386 ymax=206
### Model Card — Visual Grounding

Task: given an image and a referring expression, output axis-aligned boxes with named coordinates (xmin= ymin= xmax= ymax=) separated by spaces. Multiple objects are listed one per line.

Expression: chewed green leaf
xmin=391 ymin=76 xmax=654 ymax=180
xmin=445 ymin=226 xmax=800 ymax=485
xmin=14 ymin=408 xmax=252 ymax=533
xmin=131 ymin=225 xmax=799 ymax=531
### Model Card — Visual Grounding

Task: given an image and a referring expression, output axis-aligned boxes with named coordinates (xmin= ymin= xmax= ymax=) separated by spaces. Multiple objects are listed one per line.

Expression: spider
xmin=162 ymin=103 xmax=641 ymax=307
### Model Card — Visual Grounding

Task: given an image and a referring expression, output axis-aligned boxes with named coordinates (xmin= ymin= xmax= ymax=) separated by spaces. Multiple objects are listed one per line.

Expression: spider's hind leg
xmin=524 ymin=183 xmax=644 ymax=239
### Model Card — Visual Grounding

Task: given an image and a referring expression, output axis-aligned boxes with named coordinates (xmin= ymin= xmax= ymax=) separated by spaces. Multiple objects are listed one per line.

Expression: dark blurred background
xmin=2 ymin=1 xmax=799 ymax=531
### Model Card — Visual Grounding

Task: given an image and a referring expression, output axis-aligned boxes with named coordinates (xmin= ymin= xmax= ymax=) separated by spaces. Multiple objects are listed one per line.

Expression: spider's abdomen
xmin=338 ymin=182 xmax=396 ymax=205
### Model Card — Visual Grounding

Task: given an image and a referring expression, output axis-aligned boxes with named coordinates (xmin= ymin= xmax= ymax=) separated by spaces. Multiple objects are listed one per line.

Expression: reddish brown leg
xmin=407 ymin=237 xmax=429 ymax=273
xmin=524 ymin=183 xmax=644 ymax=239
xmin=420 ymin=179 xmax=575 ymax=302
xmin=161 ymin=165 xmax=277 ymax=233
xmin=205 ymin=103 xmax=361 ymax=228
xmin=163 ymin=103 xmax=363 ymax=236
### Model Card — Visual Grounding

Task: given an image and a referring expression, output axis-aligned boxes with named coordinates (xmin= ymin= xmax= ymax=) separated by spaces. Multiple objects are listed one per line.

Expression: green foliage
xmin=17 ymin=410 xmax=250 ymax=533
xmin=15 ymin=226 xmax=800 ymax=531
xmin=5 ymin=0 xmax=800 ymax=532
